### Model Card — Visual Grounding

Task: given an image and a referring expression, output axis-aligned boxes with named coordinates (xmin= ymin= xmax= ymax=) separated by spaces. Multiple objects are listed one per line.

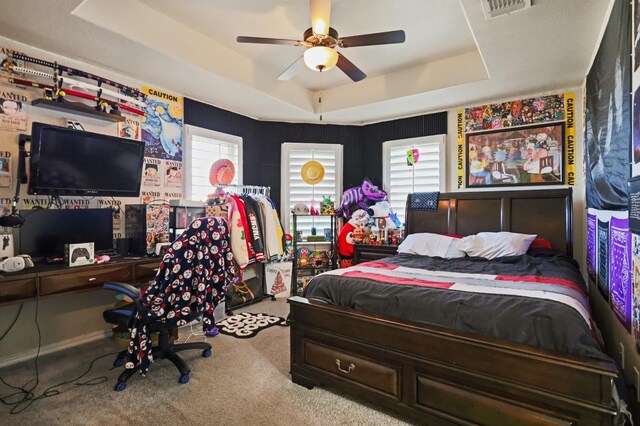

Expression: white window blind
xmin=185 ymin=126 xmax=242 ymax=202
xmin=281 ymin=143 xmax=343 ymax=237
xmin=383 ymin=135 xmax=445 ymax=225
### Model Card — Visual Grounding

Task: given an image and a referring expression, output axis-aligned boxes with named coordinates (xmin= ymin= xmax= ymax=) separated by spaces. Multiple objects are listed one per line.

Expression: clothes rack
xmin=221 ymin=184 xmax=277 ymax=315
xmin=216 ymin=184 xmax=270 ymax=197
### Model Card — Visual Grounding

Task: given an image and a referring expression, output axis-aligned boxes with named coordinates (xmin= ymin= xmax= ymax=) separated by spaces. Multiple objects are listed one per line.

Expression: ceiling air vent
xmin=482 ymin=0 xmax=531 ymax=18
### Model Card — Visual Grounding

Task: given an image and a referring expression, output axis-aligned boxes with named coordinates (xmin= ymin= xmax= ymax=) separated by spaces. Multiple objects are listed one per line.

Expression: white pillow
xmin=457 ymin=232 xmax=537 ymax=259
xmin=398 ymin=233 xmax=464 ymax=258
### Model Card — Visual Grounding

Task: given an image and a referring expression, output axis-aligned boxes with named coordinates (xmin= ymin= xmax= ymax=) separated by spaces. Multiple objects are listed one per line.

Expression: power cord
xmin=0 ymin=296 xmax=118 ymax=415
xmin=0 ymin=304 xmax=22 ymax=342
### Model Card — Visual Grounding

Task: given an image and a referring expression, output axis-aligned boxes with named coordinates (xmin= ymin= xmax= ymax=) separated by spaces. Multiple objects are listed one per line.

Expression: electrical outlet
xmin=618 ymin=342 xmax=625 ymax=369
xmin=634 ymin=367 xmax=640 ymax=402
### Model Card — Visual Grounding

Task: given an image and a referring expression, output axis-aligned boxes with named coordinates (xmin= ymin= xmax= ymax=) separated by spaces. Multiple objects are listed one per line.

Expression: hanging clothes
xmin=241 ymin=195 xmax=266 ymax=262
xmin=256 ymin=195 xmax=284 ymax=261
xmin=227 ymin=195 xmax=249 ymax=269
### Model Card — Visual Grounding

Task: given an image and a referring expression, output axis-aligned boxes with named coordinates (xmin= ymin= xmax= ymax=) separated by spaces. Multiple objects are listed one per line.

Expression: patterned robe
xmin=125 ymin=217 xmax=236 ymax=374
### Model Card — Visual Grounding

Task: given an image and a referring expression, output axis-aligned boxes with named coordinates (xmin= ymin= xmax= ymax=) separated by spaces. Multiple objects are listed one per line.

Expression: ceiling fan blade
xmin=310 ymin=0 xmax=331 ymax=35
xmin=339 ymin=30 xmax=406 ymax=48
xmin=277 ymin=56 xmax=305 ymax=81
xmin=336 ymin=52 xmax=366 ymax=82
xmin=237 ymin=36 xmax=302 ymax=46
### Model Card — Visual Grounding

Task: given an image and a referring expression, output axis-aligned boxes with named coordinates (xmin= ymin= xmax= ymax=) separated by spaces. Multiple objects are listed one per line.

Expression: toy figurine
xmin=320 ymin=196 xmax=334 ymax=215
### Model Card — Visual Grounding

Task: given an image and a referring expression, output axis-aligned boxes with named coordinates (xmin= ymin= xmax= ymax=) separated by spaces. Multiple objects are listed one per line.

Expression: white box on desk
xmin=65 ymin=242 xmax=95 ymax=267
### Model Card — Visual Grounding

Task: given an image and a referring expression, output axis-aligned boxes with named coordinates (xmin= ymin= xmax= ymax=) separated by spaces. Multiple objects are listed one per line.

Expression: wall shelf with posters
xmin=31 ymin=99 xmax=126 ymax=122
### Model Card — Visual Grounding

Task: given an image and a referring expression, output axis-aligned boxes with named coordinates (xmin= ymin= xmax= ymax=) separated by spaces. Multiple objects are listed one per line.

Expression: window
xmin=281 ymin=143 xmax=343 ymax=236
xmin=185 ymin=125 xmax=242 ymax=202
xmin=383 ymin=135 xmax=445 ymax=225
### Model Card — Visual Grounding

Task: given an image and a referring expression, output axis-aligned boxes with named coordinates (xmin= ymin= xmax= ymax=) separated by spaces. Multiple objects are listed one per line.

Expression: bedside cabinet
xmin=353 ymin=244 xmax=398 ymax=265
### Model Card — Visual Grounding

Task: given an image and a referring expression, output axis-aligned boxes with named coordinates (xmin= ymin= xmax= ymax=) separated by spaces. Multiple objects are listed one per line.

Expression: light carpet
xmin=0 ymin=299 xmax=414 ymax=425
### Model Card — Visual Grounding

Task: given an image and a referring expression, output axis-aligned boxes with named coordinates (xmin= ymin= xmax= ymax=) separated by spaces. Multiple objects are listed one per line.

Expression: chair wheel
xmin=179 ymin=374 xmax=190 ymax=384
xmin=202 ymin=349 xmax=212 ymax=358
xmin=114 ymin=382 xmax=127 ymax=392
xmin=113 ymin=358 xmax=125 ymax=367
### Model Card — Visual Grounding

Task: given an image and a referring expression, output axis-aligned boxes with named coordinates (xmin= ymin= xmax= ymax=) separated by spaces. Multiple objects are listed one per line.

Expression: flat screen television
xmin=29 ymin=122 xmax=145 ymax=197
xmin=19 ymin=208 xmax=114 ymax=258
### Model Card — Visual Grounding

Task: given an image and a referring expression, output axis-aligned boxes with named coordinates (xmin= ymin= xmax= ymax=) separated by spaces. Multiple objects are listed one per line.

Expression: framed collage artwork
xmin=466 ymin=122 xmax=565 ymax=188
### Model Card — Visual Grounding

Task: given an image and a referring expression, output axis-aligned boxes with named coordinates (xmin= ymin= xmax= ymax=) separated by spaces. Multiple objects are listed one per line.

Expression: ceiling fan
xmin=236 ymin=0 xmax=405 ymax=82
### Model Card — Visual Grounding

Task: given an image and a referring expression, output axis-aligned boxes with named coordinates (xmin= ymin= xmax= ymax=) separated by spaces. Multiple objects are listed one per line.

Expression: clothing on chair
xmin=125 ymin=217 xmax=236 ymax=374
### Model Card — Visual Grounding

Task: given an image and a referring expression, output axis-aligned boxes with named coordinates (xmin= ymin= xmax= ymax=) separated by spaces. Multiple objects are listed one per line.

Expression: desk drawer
xmin=304 ymin=340 xmax=399 ymax=398
xmin=0 ymin=277 xmax=36 ymax=302
xmin=39 ymin=265 xmax=133 ymax=296
xmin=135 ymin=261 xmax=161 ymax=280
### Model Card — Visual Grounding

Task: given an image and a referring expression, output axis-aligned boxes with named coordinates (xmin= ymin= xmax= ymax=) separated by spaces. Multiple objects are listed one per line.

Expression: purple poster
xmin=632 ymin=234 xmax=640 ymax=339
xmin=609 ymin=217 xmax=631 ymax=331
xmin=587 ymin=212 xmax=597 ymax=282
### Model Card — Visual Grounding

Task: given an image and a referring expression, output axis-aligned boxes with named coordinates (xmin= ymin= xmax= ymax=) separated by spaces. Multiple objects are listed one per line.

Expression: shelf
xmin=296 ymin=266 xmax=334 ymax=270
xmin=297 ymin=241 xmax=332 ymax=245
xmin=32 ymin=99 xmax=126 ymax=122
xmin=291 ymin=214 xmax=335 ymax=217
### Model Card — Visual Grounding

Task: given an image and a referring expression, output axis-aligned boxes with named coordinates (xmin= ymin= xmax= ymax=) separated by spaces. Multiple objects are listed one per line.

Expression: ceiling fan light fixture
xmin=303 ymin=46 xmax=338 ymax=72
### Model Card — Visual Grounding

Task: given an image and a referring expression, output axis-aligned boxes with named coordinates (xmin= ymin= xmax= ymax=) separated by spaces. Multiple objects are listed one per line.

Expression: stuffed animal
xmin=335 ymin=179 xmax=388 ymax=219
xmin=337 ymin=209 xmax=370 ymax=261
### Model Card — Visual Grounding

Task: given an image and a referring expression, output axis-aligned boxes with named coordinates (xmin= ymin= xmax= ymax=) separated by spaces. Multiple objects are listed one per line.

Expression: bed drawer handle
xmin=88 ymin=277 xmax=97 ymax=282
xmin=335 ymin=359 xmax=355 ymax=374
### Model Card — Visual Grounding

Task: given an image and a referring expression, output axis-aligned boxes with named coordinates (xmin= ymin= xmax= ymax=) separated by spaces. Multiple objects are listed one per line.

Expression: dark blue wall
xmin=184 ymin=98 xmax=446 ymax=210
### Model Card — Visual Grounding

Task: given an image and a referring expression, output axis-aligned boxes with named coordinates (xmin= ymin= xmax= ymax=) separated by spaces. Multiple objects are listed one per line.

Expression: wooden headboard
xmin=404 ymin=188 xmax=573 ymax=256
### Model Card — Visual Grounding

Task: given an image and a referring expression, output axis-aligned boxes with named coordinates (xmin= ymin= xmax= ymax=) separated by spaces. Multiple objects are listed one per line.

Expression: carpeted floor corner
xmin=0 ymin=299 xmax=414 ymax=425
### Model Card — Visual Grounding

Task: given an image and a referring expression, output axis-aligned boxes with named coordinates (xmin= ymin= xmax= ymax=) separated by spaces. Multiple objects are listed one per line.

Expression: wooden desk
xmin=0 ymin=257 xmax=161 ymax=306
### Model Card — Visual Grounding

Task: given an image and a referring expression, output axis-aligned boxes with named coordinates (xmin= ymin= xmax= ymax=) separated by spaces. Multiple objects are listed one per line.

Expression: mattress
xmin=303 ymin=249 xmax=610 ymax=361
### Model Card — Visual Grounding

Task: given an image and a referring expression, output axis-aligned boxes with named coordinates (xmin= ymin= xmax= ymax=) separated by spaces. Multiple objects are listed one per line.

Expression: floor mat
xmin=216 ymin=312 xmax=288 ymax=338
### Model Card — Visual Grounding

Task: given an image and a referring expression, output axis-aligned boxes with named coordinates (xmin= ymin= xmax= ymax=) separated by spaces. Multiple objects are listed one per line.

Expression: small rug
xmin=216 ymin=312 xmax=288 ymax=339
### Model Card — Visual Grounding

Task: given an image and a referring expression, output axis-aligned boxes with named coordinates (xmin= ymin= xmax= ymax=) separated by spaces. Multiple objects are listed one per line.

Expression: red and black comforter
xmin=303 ymin=249 xmax=609 ymax=361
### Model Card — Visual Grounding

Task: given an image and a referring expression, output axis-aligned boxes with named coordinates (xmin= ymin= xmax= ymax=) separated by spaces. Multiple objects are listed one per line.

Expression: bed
xmin=288 ymin=188 xmax=618 ymax=425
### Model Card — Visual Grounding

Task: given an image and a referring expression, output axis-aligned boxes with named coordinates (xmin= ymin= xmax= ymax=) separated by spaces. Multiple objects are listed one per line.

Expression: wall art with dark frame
xmin=465 ymin=122 xmax=565 ymax=188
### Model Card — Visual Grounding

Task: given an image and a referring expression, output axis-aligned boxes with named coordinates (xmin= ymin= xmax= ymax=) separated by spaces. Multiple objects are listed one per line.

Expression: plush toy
xmin=335 ymin=179 xmax=388 ymax=219
xmin=337 ymin=209 xmax=369 ymax=261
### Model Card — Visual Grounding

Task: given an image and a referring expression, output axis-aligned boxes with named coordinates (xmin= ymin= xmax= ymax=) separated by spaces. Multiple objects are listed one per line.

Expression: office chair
xmin=102 ymin=217 xmax=235 ymax=391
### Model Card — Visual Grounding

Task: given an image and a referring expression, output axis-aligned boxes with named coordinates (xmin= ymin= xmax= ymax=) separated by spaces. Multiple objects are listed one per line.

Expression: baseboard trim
xmin=0 ymin=329 xmax=112 ymax=369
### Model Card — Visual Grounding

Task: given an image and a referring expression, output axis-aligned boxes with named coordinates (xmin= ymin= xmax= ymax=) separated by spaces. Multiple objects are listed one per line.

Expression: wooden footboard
xmin=288 ymin=297 xmax=618 ymax=425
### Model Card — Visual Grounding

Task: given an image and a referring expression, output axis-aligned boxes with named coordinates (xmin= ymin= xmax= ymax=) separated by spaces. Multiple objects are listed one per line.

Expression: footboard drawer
xmin=304 ymin=340 xmax=400 ymax=398
xmin=416 ymin=375 xmax=573 ymax=426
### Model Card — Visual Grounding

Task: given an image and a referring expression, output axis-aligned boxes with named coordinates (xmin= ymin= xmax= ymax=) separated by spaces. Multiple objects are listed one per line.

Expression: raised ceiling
xmin=0 ymin=0 xmax=613 ymax=124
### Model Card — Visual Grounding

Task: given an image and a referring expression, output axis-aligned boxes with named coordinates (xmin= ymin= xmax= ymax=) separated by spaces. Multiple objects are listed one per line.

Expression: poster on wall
xmin=0 ymin=151 xmax=11 ymax=188
xmin=597 ymin=218 xmax=610 ymax=299
xmin=0 ymin=87 xmax=28 ymax=131
xmin=165 ymin=160 xmax=182 ymax=188
xmin=585 ymin=0 xmax=630 ymax=207
xmin=466 ymin=123 xmax=564 ymax=187
xmin=140 ymin=86 xmax=183 ymax=161
xmin=118 ymin=116 xmax=141 ymax=141
xmin=587 ymin=210 xmax=597 ymax=283
xmin=459 ymin=92 xmax=575 ymax=188
xmin=609 ymin=216 xmax=632 ymax=331
xmin=633 ymin=233 xmax=640 ymax=339
xmin=142 ymin=158 xmax=161 ymax=187
xmin=464 ymin=94 xmax=565 ymax=133
xmin=140 ymin=190 xmax=162 ymax=204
